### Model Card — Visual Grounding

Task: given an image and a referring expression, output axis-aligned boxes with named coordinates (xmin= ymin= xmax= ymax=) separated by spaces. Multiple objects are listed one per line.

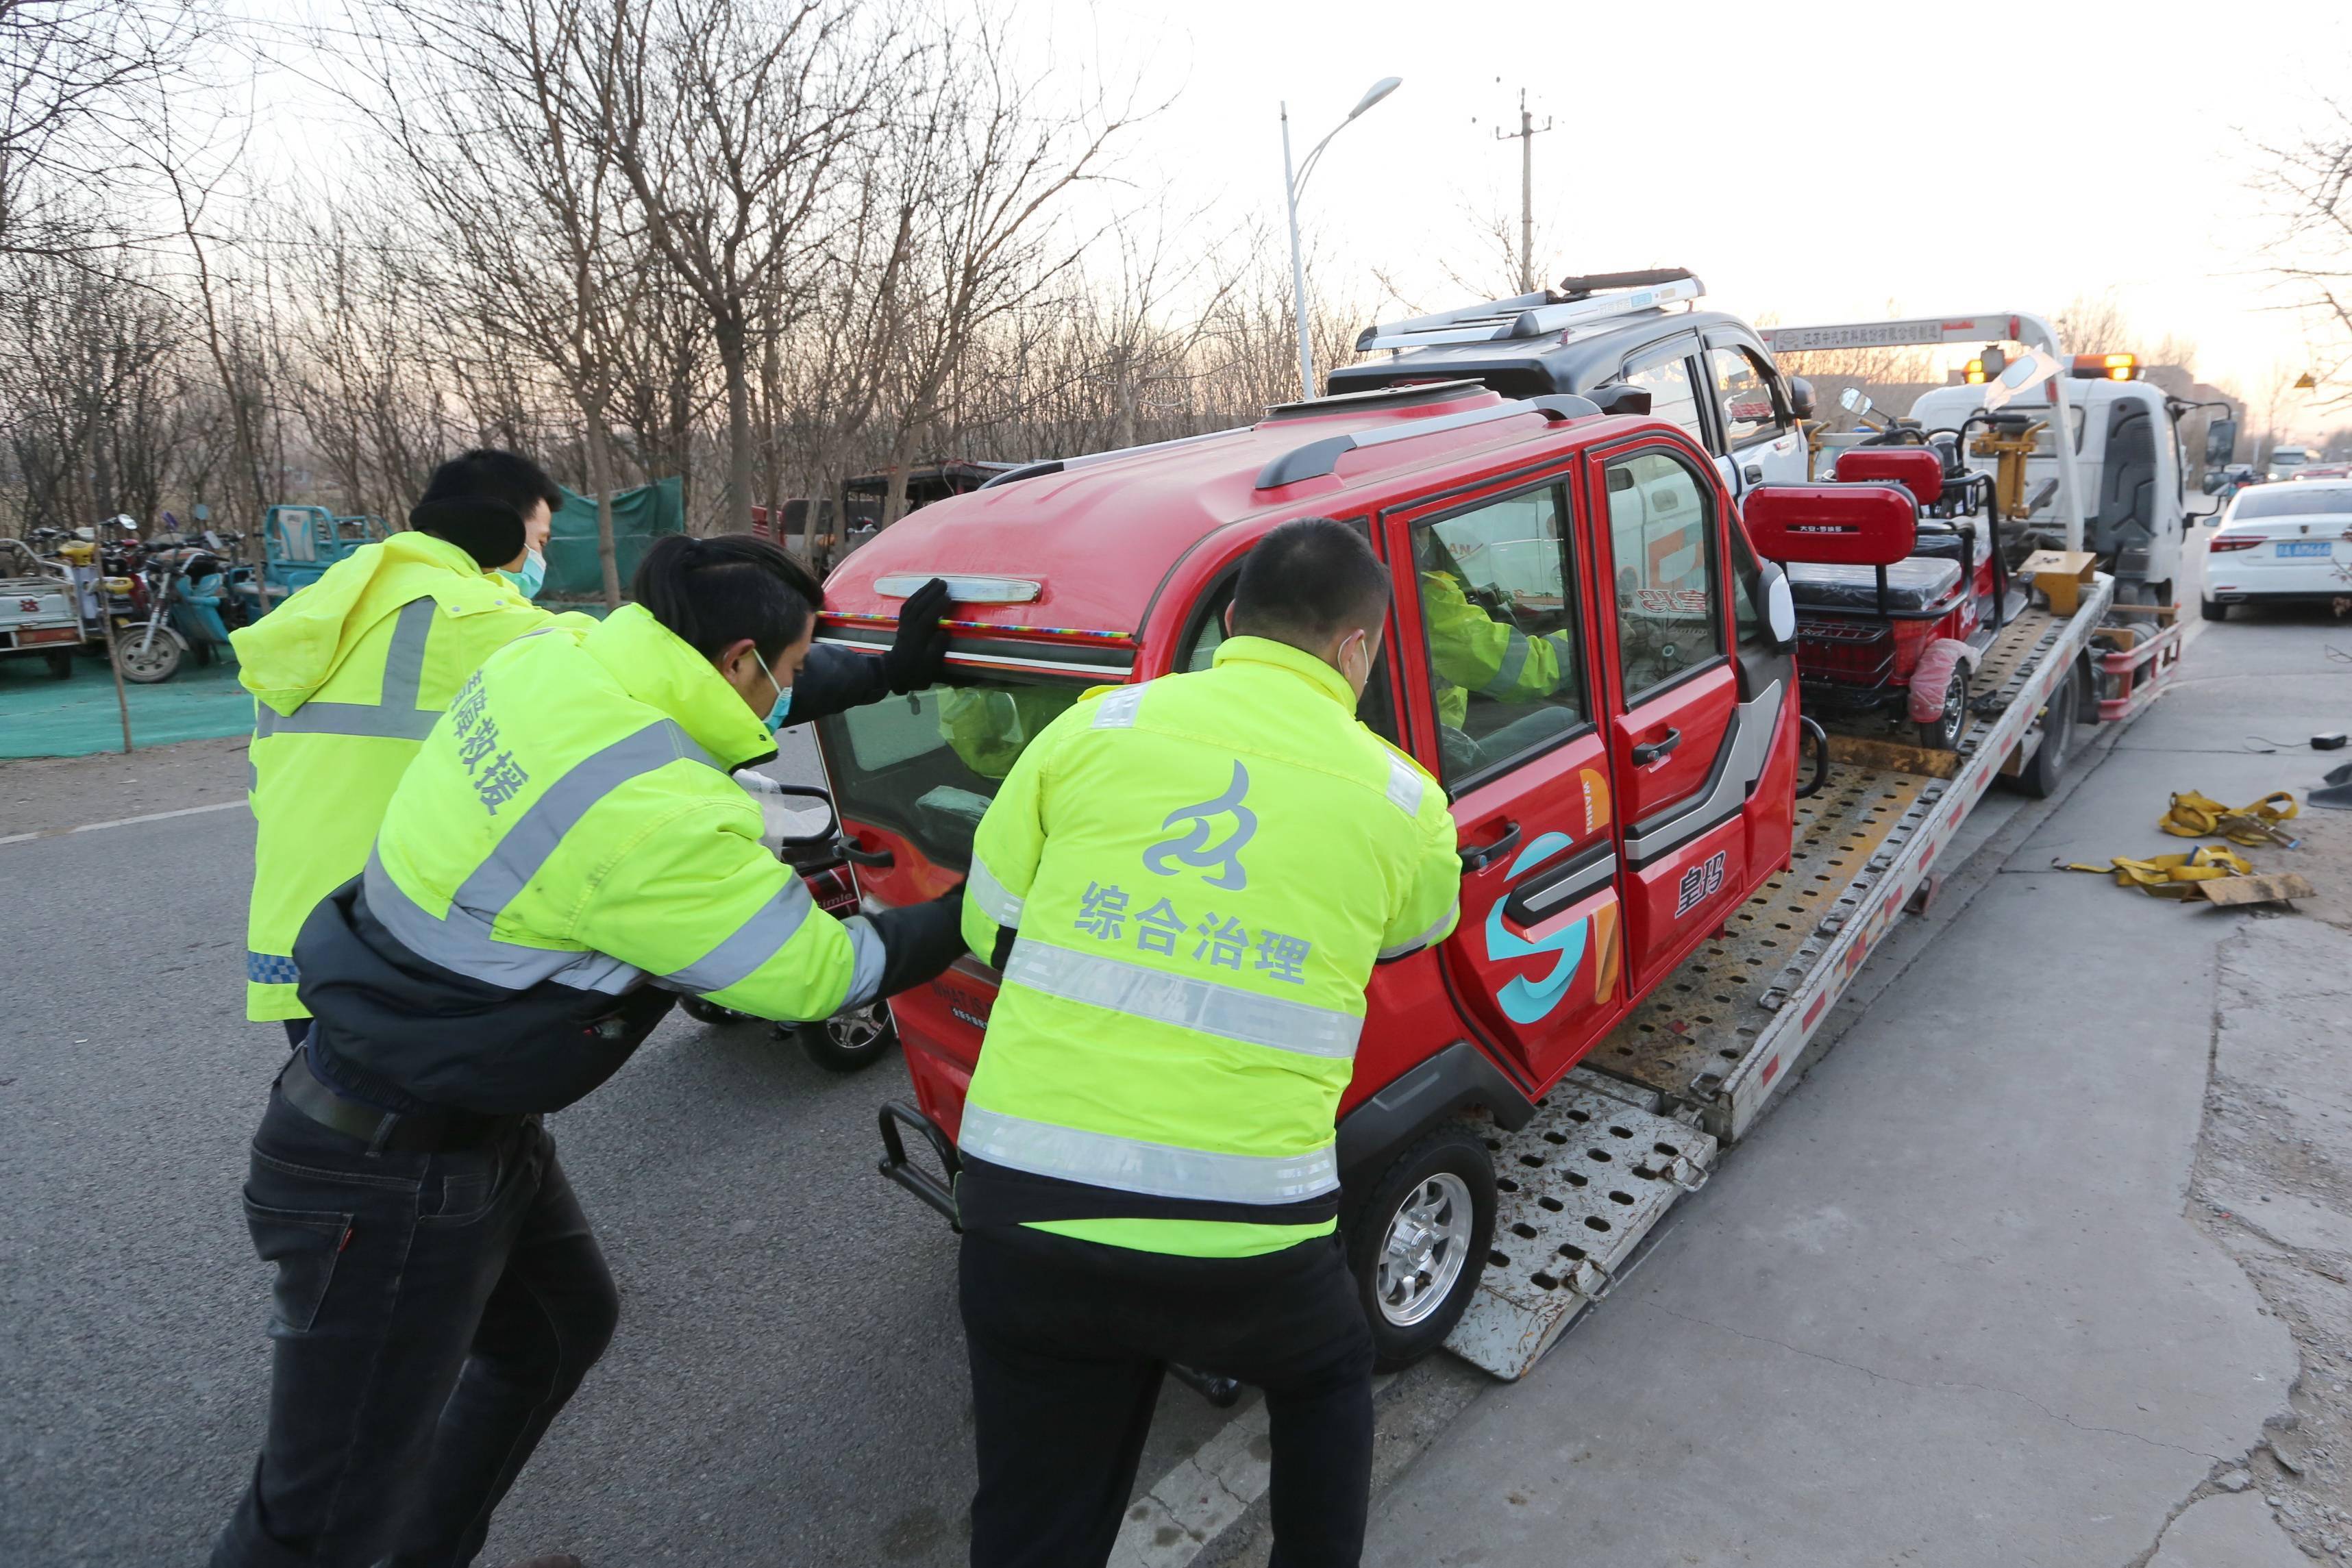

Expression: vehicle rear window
xmin=2231 ymin=486 xmax=2352 ymax=521
xmin=815 ymin=672 xmax=1088 ymax=870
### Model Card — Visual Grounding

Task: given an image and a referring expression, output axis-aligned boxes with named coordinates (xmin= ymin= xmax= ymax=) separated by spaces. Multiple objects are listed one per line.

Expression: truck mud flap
xmin=1444 ymin=1076 xmax=1718 ymax=1380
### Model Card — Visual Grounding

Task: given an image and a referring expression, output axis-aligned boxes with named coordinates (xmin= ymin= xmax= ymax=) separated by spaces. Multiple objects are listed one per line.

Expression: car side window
xmin=1622 ymin=345 xmax=1705 ymax=445
xmin=1710 ymin=346 xmax=1789 ymax=449
xmin=1410 ymin=484 xmax=1588 ymax=788
xmin=1180 ymin=575 xmax=1400 ymax=745
xmin=1604 ymin=449 xmax=1724 ymax=699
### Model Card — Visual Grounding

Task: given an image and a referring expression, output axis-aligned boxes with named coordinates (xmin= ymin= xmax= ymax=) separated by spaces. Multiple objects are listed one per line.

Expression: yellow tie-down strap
xmin=2159 ymin=789 xmax=2303 ymax=849
xmin=2059 ymin=843 xmax=2255 ymax=898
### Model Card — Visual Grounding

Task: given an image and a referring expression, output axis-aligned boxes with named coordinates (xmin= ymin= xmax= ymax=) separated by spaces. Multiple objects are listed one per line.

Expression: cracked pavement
xmin=1361 ymin=607 xmax=2352 ymax=1567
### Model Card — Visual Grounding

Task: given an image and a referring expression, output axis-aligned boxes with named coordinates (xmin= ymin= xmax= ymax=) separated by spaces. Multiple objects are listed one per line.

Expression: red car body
xmin=813 ymin=382 xmax=1806 ymax=1181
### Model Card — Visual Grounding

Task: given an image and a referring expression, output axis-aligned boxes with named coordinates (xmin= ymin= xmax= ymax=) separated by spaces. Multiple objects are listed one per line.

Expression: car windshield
xmin=2231 ymin=486 xmax=2352 ymax=521
xmin=815 ymin=671 xmax=1089 ymax=871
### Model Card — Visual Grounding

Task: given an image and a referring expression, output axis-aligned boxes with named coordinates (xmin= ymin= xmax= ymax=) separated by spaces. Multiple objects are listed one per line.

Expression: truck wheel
xmin=45 ymin=650 xmax=73 ymax=679
xmin=2201 ymin=596 xmax=2229 ymax=621
xmin=680 ymin=995 xmax=752 ymax=1026
xmin=797 ymin=1000 xmax=897 ymax=1073
xmin=2015 ymin=660 xmax=2079 ymax=799
xmin=1345 ymin=1124 xmax=1496 ymax=1371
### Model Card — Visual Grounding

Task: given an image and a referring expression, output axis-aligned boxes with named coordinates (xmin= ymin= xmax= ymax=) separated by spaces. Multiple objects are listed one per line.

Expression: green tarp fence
xmin=547 ymin=476 xmax=683 ymax=598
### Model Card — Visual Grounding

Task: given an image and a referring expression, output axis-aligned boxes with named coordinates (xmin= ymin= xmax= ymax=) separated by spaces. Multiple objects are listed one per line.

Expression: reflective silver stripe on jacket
xmin=658 ymin=876 xmax=815 ymax=993
xmin=1377 ymin=898 xmax=1459 ymax=962
xmin=1384 ymin=756 xmax=1425 ymax=816
xmin=1003 ymin=940 xmax=1361 ymax=1060
xmin=255 ymin=597 xmax=439 ymax=741
xmin=364 ymin=717 xmax=718 ymax=994
xmin=967 ymin=856 xmax=1024 ymax=929
xmin=1478 ymin=628 xmax=1533 ymax=697
xmin=1091 ymin=686 xmax=1143 ymax=729
xmin=838 ymin=916 xmax=889 ymax=1008
xmin=957 ymin=1104 xmax=1340 ymax=1204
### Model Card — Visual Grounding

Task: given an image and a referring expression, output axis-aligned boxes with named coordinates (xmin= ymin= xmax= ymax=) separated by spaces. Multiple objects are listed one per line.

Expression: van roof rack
xmin=1356 ymin=269 xmax=1702 ymax=354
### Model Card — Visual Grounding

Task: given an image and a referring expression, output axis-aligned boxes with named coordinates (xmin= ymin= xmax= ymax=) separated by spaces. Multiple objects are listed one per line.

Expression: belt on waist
xmin=276 ymin=1047 xmax=520 ymax=1153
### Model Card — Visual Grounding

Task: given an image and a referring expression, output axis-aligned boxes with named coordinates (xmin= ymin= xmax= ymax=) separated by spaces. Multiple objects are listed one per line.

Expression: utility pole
xmin=1492 ymin=88 xmax=1552 ymax=295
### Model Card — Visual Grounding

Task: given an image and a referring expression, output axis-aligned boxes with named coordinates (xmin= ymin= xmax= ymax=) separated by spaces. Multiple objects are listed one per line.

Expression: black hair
xmin=1231 ymin=516 xmax=1391 ymax=649
xmin=632 ymin=533 xmax=825 ymax=665
xmin=409 ymin=449 xmax=564 ymax=569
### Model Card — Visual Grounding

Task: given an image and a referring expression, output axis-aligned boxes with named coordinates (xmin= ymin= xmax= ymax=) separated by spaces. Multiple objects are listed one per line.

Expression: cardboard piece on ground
xmin=1825 ymin=734 xmax=1962 ymax=779
xmin=2196 ymin=873 xmax=2316 ymax=907
xmin=2021 ymin=549 xmax=2099 ymax=616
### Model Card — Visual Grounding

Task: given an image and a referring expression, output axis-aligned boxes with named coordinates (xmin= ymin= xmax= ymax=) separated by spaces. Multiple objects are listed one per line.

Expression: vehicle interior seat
xmin=1783 ymin=556 xmax=1963 ymax=614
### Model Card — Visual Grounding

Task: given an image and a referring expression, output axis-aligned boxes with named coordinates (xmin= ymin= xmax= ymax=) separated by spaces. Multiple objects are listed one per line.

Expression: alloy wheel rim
xmin=1375 ymin=1171 xmax=1474 ymax=1327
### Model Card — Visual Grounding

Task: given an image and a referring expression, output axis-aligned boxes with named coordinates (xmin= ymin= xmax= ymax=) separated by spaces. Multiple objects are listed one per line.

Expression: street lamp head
xmin=1349 ymin=77 xmax=1402 ymax=119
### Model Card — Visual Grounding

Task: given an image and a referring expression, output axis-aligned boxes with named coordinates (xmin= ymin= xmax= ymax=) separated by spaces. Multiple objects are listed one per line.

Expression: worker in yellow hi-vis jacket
xmin=954 ymin=517 xmax=1463 ymax=1568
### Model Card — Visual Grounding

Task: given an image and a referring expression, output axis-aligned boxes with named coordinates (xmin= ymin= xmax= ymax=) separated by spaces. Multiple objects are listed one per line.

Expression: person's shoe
xmin=502 ymin=1556 xmax=584 ymax=1568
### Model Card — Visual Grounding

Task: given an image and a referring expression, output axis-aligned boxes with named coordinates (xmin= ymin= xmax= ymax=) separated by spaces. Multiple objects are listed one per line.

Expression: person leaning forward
xmin=209 ymin=538 xmax=968 ymax=1568
xmin=238 ymin=449 xmax=567 ymax=1042
xmin=952 ymin=517 xmax=1465 ymax=1568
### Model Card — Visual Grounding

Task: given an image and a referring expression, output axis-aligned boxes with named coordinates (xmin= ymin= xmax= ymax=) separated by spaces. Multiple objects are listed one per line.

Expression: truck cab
xmin=1909 ymin=367 xmax=2197 ymax=603
xmin=816 ymin=379 xmax=1809 ymax=1362
xmin=1325 ymin=270 xmax=1812 ymax=506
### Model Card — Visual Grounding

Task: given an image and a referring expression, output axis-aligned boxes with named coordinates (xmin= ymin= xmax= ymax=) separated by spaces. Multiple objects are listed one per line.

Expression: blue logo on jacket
xmin=1143 ymin=760 xmax=1257 ymax=891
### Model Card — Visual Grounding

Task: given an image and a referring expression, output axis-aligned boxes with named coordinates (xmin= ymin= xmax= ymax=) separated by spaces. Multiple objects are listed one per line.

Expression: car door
xmin=1704 ymin=338 xmax=1806 ymax=495
xmin=1384 ymin=471 xmax=1625 ymax=1088
xmin=1589 ymin=440 xmax=1757 ymax=997
xmin=1621 ymin=335 xmax=1709 ymax=448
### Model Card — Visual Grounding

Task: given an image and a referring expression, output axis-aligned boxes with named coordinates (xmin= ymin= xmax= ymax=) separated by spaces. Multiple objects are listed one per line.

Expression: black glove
xmin=865 ymin=882 xmax=969 ymax=999
xmin=878 ymin=577 xmax=954 ymax=694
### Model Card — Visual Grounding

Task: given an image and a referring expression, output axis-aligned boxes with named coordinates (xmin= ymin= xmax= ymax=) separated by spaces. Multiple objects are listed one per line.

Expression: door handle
xmin=1743 ymin=464 xmax=1764 ymax=484
xmin=837 ymin=834 xmax=895 ymax=868
xmin=1630 ymin=727 xmax=1682 ymax=766
xmin=1458 ymin=819 xmax=1522 ymax=873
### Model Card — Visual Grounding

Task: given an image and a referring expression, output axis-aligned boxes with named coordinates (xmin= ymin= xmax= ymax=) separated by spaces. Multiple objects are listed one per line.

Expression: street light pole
xmin=1282 ymin=77 xmax=1402 ymax=403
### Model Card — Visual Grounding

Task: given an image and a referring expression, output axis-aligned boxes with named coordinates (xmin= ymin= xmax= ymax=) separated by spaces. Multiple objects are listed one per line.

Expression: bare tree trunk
xmin=719 ymin=314 xmax=754 ymax=533
xmin=581 ymin=396 xmax=621 ymax=606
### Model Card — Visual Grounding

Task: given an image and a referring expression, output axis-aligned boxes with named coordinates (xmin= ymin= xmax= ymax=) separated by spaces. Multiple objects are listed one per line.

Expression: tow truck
xmin=824 ymin=371 xmax=2119 ymax=1382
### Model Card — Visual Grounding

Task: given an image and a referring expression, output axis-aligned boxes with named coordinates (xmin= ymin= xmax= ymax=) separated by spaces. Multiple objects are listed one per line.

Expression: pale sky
xmin=233 ymin=0 xmax=2352 ymax=435
xmin=1041 ymin=0 xmax=2352 ymax=434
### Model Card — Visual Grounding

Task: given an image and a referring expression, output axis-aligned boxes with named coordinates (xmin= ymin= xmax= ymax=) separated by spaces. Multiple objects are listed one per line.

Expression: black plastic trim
xmin=1502 ymin=840 xmax=1617 ymax=925
xmin=1336 ymin=1040 xmax=1537 ymax=1177
xmin=976 ymin=460 xmax=1065 ymax=490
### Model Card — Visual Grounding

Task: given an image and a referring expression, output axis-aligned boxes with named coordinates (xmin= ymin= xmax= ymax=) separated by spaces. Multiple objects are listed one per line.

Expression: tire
xmin=1344 ymin=1123 xmax=1497 ymax=1372
xmin=2201 ymin=596 xmax=2229 ymax=621
xmin=797 ymin=999 xmax=897 ymax=1073
xmin=115 ymin=627 xmax=182 ymax=684
xmin=2014 ymin=658 xmax=2079 ymax=799
xmin=680 ymin=995 xmax=752 ymax=1026
xmin=45 ymin=649 xmax=73 ymax=679
xmin=1916 ymin=672 xmax=1968 ymax=750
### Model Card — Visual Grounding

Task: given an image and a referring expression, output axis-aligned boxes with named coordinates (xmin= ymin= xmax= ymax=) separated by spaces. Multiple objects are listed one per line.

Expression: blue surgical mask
xmin=501 ymin=547 xmax=545 ymax=600
xmin=756 ymin=659 xmax=793 ymax=733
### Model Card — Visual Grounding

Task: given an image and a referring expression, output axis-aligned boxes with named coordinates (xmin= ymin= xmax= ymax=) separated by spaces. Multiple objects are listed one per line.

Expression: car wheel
xmin=797 ymin=1000 xmax=897 ymax=1073
xmin=1344 ymin=1124 xmax=1496 ymax=1371
xmin=45 ymin=650 xmax=73 ymax=679
xmin=2201 ymin=596 xmax=2229 ymax=621
xmin=680 ymin=995 xmax=752 ymax=1026
xmin=2015 ymin=659 xmax=2079 ymax=799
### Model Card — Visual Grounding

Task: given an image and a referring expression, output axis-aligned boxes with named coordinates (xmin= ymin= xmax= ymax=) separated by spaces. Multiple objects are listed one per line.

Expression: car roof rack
xmin=1356 ymin=268 xmax=1703 ymax=354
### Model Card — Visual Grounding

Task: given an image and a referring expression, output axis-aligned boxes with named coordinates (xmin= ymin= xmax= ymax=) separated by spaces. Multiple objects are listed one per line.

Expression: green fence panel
xmin=547 ymin=476 xmax=683 ymax=597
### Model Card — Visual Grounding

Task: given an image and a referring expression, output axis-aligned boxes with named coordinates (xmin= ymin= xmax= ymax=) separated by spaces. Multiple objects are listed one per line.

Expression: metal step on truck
xmin=818 ymin=302 xmax=2133 ymax=1385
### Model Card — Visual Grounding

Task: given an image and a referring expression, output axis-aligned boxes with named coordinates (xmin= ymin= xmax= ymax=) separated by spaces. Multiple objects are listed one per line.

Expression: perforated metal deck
xmin=1444 ymin=1084 xmax=1718 ymax=1379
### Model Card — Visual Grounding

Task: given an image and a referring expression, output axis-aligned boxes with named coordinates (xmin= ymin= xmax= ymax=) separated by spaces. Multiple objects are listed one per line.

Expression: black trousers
xmin=210 ymin=1084 xmax=618 ymax=1568
xmin=959 ymin=1223 xmax=1374 ymax=1568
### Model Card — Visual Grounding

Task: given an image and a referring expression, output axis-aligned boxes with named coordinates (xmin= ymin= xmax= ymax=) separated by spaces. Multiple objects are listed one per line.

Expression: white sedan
xmin=2202 ymin=480 xmax=2352 ymax=619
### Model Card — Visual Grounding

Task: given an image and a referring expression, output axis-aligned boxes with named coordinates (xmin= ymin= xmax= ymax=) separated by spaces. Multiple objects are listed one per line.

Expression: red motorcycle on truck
xmin=806 ymin=379 xmax=1903 ymax=1367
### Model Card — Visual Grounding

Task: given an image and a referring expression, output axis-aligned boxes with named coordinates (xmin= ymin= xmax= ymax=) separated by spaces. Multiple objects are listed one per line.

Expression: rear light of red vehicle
xmin=2209 ymin=534 xmax=2266 ymax=552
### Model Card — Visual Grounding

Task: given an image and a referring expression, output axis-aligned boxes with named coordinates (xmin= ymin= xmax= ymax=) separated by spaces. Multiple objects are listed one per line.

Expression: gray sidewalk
xmin=1363 ymin=612 xmax=2352 ymax=1567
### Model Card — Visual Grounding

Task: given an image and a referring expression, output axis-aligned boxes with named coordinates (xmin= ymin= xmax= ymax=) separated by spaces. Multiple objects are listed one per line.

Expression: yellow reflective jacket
xmin=234 ymin=530 xmax=564 ymax=1021
xmin=1422 ymin=569 xmax=1576 ymax=731
xmin=956 ymin=635 xmax=1463 ymax=1259
xmin=294 ymin=603 xmax=883 ymax=1112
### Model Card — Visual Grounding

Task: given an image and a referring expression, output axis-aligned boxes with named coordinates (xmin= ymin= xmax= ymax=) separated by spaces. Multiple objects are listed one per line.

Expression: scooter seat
xmin=1786 ymin=556 xmax=1964 ymax=614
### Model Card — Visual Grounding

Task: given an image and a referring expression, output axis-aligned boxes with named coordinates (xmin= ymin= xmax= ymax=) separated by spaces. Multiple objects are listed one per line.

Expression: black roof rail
xmin=1254 ymin=394 xmax=1601 ymax=490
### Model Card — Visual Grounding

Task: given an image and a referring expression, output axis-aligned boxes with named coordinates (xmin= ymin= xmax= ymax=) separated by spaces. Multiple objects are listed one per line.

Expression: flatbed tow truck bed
xmin=1448 ymin=582 xmax=2118 ymax=1378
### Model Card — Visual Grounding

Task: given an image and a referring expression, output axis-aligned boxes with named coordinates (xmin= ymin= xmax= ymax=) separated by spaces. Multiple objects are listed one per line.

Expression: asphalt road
xmin=0 ymin=723 xmax=1237 ymax=1568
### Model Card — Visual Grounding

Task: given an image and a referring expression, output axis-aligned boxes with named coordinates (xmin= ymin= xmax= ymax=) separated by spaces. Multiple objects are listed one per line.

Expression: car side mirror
xmin=1741 ymin=483 xmax=1920 ymax=566
xmin=2205 ymin=417 xmax=2238 ymax=466
xmin=1757 ymin=561 xmax=1797 ymax=646
xmin=1787 ymin=376 xmax=1816 ymax=421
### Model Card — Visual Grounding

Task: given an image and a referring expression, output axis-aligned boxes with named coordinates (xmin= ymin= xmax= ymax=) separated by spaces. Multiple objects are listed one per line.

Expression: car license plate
xmin=2278 ymin=540 xmax=2334 ymax=557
